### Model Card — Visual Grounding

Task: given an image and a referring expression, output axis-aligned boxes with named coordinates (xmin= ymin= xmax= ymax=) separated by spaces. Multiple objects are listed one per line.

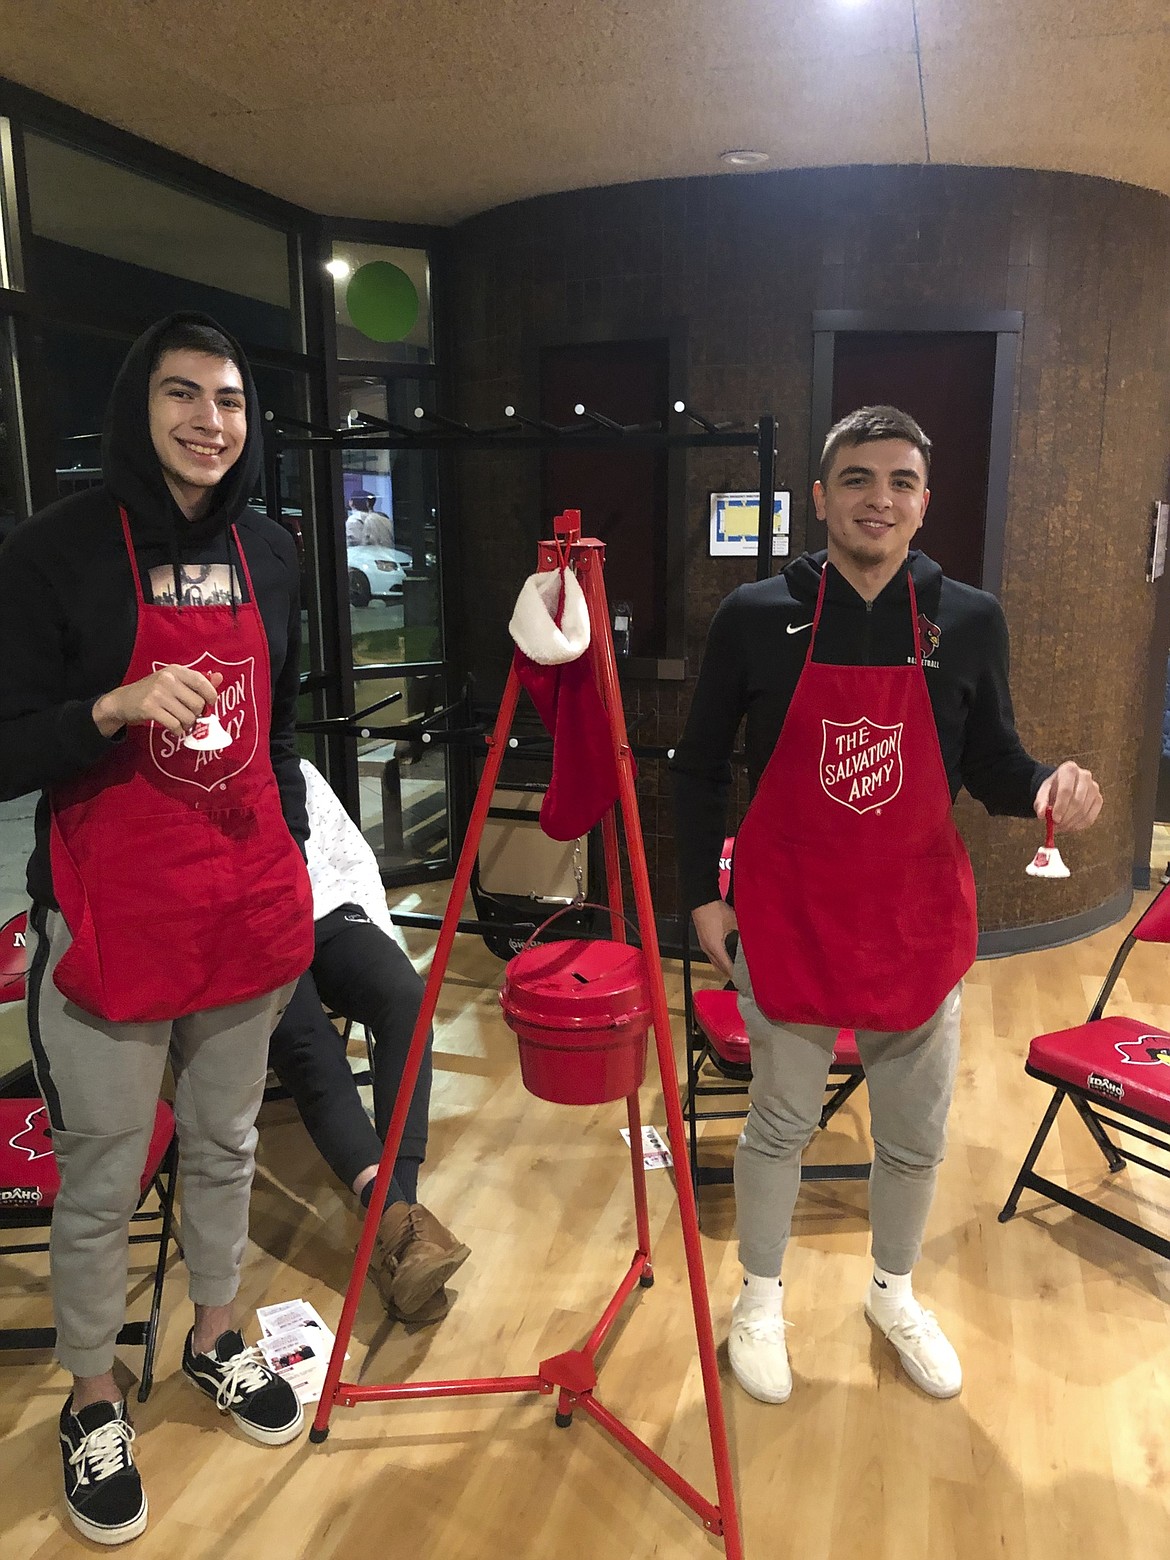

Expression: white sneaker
xmin=728 ymin=1287 xmax=792 ymax=1403
xmin=865 ymin=1284 xmax=962 ymax=1399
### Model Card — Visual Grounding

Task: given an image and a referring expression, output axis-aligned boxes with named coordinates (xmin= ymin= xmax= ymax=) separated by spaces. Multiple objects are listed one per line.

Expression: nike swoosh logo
xmin=786 ymin=621 xmax=813 ymax=635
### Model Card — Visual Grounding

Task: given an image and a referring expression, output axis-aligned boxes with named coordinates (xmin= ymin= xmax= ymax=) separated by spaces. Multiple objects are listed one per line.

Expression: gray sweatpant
xmin=26 ymin=905 xmax=293 ymax=1378
xmin=732 ymin=944 xmax=962 ymax=1278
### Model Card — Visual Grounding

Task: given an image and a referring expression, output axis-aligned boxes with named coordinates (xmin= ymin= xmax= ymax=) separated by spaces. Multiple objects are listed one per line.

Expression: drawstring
xmin=226 ymin=526 xmax=239 ymax=618
xmin=169 ymin=527 xmax=183 ymax=614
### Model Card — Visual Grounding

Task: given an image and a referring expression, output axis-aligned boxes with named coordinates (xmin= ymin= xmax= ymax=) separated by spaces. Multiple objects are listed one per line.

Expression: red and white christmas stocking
xmin=508 ymin=566 xmax=620 ymax=841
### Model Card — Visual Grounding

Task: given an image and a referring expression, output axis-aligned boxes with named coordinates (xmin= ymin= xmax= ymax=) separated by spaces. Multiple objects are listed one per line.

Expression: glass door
xmin=337 ymin=372 xmax=449 ymax=880
xmin=0 ymin=326 xmax=34 ymax=937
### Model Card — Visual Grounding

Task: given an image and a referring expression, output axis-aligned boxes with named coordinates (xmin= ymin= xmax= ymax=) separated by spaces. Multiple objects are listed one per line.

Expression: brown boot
xmin=387 ymin=1285 xmax=451 ymax=1325
xmin=370 ymin=1202 xmax=470 ymax=1317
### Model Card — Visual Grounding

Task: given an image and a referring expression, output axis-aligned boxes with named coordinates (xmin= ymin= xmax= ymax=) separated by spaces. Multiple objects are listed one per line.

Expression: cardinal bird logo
xmin=1114 ymin=1036 xmax=1170 ymax=1067
xmin=9 ymin=1104 xmax=53 ymax=1161
xmin=918 ymin=614 xmax=942 ymax=656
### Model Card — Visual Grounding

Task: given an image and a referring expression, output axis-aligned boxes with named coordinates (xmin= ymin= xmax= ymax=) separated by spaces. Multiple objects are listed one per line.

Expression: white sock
xmin=742 ymin=1271 xmax=783 ymax=1308
xmin=871 ymin=1265 xmax=912 ymax=1303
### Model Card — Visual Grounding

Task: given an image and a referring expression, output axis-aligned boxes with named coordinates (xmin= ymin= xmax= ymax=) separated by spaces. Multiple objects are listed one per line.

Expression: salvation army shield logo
xmin=149 ymin=652 xmax=259 ymax=793
xmin=820 ymin=718 xmax=904 ymax=815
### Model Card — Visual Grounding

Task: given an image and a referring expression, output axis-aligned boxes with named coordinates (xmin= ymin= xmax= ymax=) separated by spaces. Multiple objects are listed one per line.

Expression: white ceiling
xmin=2 ymin=0 xmax=1168 ymax=224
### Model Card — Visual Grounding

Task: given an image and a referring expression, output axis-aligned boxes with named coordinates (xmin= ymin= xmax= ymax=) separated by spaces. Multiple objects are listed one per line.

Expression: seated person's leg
xmin=272 ymin=929 xmax=469 ymax=1322
xmin=311 ymin=906 xmax=434 ymax=1196
xmin=267 ymin=970 xmax=407 ymax=1205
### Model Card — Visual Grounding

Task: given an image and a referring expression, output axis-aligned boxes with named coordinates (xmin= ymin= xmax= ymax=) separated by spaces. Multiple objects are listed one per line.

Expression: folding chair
xmin=0 ymin=911 xmax=31 ymax=1094
xmin=999 ymin=883 xmax=1170 ymax=1261
xmin=0 ymin=913 xmax=179 ymax=1400
xmin=680 ymin=838 xmax=870 ymax=1219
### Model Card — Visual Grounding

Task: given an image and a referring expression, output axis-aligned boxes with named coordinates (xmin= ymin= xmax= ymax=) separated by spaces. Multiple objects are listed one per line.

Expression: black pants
xmin=267 ymin=905 xmax=432 ymax=1204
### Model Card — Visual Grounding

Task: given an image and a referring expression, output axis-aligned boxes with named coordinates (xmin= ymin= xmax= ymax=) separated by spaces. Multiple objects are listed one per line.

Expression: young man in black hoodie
xmin=0 ymin=314 xmax=313 ymax=1544
xmin=672 ymin=405 xmax=1102 ymax=1408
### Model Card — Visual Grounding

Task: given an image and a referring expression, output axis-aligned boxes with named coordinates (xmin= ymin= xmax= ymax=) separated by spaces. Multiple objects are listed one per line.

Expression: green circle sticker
xmin=345 ymin=261 xmax=420 ymax=343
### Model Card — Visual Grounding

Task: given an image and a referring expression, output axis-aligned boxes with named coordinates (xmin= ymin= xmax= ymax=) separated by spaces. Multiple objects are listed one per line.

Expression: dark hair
xmin=149 ymin=320 xmax=242 ymax=377
xmin=819 ymin=405 xmax=932 ymax=484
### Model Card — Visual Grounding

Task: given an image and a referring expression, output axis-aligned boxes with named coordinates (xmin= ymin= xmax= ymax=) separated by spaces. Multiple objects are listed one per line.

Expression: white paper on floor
xmin=619 ymin=1124 xmax=673 ymax=1170
xmin=255 ymin=1298 xmax=347 ymax=1404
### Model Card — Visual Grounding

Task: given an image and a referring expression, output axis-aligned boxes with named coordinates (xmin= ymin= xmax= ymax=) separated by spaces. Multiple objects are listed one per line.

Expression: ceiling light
xmin=325 ymin=258 xmax=351 ymax=280
xmin=719 ymin=149 xmax=769 ymax=168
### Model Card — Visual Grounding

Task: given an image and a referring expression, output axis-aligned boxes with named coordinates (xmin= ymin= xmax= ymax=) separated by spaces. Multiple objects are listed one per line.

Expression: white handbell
xmin=183 ymin=709 xmax=233 ymax=752
xmin=1026 ymin=808 xmax=1070 ymax=879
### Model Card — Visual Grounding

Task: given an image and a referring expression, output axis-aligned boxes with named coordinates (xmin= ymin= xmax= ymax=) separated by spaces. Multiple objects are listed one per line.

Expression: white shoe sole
xmin=864 ymin=1305 xmax=962 ymax=1399
xmin=228 ymin=1397 xmax=305 ymax=1446
xmin=67 ymin=1493 xmax=148 ymax=1546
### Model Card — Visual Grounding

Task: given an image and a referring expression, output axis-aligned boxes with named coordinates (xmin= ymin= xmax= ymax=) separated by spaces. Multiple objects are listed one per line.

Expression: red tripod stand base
xmin=310 ymin=1248 xmax=724 ymax=1535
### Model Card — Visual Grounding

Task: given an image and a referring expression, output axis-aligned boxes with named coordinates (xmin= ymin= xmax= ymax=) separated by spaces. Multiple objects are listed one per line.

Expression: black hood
xmin=101 ymin=311 xmax=263 ymax=551
xmin=782 ymin=547 xmax=943 ymax=608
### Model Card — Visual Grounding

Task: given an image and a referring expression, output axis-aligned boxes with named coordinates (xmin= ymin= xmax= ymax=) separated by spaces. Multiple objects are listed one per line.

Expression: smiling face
xmin=813 ymin=437 xmax=930 ymax=593
xmin=147 ymin=348 xmax=247 ymax=519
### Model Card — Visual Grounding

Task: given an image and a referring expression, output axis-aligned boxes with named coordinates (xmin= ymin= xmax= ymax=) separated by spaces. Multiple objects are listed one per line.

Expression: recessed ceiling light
xmin=325 ymin=258 xmax=351 ymax=280
xmin=720 ymin=149 xmax=769 ymax=168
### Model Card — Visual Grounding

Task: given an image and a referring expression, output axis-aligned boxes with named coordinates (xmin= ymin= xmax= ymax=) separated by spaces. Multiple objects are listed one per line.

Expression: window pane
xmin=0 ymin=328 xmax=27 ymax=544
xmin=40 ymin=326 xmax=127 ymax=500
xmin=355 ymin=673 xmax=449 ymax=872
xmin=251 ymin=365 xmax=322 ymax=677
xmin=25 ymin=134 xmax=295 ymax=351
xmin=330 ymin=241 xmax=431 ymax=365
xmin=0 ymin=119 xmax=23 ymax=291
xmin=339 ymin=376 xmax=441 ymax=668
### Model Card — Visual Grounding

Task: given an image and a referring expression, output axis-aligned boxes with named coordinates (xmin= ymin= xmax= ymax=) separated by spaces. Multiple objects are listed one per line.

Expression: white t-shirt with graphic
xmin=300 ymin=759 xmax=399 ymax=943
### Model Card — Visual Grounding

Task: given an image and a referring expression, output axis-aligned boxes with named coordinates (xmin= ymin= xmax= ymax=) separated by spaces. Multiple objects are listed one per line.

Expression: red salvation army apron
xmin=734 ymin=566 xmax=977 ymax=1031
xmin=48 ymin=509 xmax=314 ymax=1023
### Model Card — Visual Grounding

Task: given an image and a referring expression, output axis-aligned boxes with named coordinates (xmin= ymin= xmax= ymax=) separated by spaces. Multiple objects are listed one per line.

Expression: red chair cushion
xmin=1133 ymin=883 xmax=1170 ymax=944
xmin=694 ymin=989 xmax=751 ymax=1066
xmin=1027 ymin=1016 xmax=1170 ymax=1125
xmin=0 ymin=1098 xmax=174 ymax=1213
xmin=0 ymin=913 xmax=27 ymax=1004
xmin=694 ymin=989 xmax=861 ymax=1071
xmin=834 ymin=1028 xmax=861 ymax=1067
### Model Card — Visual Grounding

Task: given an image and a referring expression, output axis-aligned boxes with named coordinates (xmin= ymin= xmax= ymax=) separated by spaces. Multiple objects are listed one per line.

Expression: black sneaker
xmin=59 ymin=1396 xmax=148 ymax=1546
xmin=182 ymin=1328 xmax=304 ymax=1446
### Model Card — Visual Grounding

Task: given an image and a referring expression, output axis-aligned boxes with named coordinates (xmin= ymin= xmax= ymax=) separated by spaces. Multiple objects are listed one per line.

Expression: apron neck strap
xmin=806 ymin=565 xmax=830 ymax=668
xmin=808 ymin=560 xmax=924 ymax=667
xmin=906 ymin=571 xmax=924 ymax=665
xmin=119 ymin=508 xmax=147 ymax=603
xmin=230 ymin=525 xmax=256 ymax=601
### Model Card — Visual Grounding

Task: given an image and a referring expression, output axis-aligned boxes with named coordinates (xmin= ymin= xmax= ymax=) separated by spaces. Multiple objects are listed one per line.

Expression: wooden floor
xmin=4 ymin=892 xmax=1170 ymax=1559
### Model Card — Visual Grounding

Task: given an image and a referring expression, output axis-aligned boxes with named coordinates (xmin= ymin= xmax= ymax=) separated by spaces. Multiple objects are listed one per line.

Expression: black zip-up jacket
xmin=671 ymin=549 xmax=1053 ymax=914
xmin=0 ymin=312 xmax=307 ymax=910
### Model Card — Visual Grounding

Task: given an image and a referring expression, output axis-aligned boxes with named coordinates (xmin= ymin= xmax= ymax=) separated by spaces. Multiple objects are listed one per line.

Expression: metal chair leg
xmin=137 ymin=1135 xmax=179 ymax=1403
xmin=999 ymin=1088 xmax=1066 ymax=1222
xmin=1068 ymin=1094 xmax=1126 ymax=1172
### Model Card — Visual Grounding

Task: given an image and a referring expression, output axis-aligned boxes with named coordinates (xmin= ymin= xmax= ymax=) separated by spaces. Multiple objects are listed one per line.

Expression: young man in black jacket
xmin=672 ymin=405 xmax=1102 ymax=1407
xmin=0 ymin=314 xmax=311 ymax=1544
